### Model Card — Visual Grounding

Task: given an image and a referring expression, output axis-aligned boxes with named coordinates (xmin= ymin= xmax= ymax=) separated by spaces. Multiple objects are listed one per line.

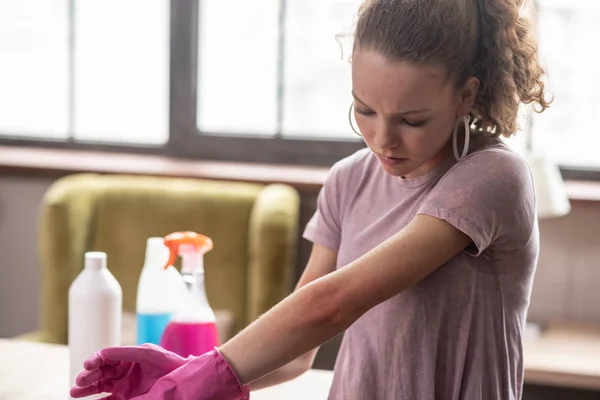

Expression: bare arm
xmin=219 ymin=214 xmax=472 ymax=385
xmin=248 ymin=244 xmax=337 ymax=391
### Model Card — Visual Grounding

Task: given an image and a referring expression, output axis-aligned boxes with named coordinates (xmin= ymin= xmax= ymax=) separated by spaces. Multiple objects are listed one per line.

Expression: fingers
xmin=70 ymin=382 xmax=101 ymax=398
xmin=83 ymin=343 xmax=164 ymax=370
xmin=70 ymin=382 xmax=118 ymax=399
xmin=98 ymin=344 xmax=159 ymax=364
xmin=75 ymin=369 xmax=100 ymax=388
xmin=83 ymin=351 xmax=120 ymax=370
xmin=71 ymin=376 xmax=119 ymax=397
xmin=76 ymin=364 xmax=121 ymax=387
xmin=82 ymin=352 xmax=103 ymax=370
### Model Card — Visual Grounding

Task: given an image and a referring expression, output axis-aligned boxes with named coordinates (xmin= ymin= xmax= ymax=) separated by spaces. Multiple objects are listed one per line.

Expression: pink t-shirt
xmin=303 ymin=136 xmax=538 ymax=400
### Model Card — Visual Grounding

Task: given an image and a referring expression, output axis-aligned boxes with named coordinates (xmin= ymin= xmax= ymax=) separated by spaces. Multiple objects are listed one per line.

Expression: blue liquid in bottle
xmin=137 ymin=313 xmax=172 ymax=345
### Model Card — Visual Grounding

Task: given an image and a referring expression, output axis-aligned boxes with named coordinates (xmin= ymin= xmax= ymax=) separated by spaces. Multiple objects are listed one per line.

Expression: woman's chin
xmin=379 ymin=162 xmax=415 ymax=177
xmin=376 ymin=154 xmax=412 ymax=175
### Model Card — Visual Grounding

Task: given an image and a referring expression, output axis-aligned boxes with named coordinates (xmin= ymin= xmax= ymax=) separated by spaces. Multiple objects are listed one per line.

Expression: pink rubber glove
xmin=130 ymin=348 xmax=249 ymax=400
xmin=70 ymin=343 xmax=189 ymax=399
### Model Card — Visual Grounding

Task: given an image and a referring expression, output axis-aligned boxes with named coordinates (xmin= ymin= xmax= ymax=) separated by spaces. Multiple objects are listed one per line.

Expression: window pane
xmin=0 ymin=0 xmax=69 ymax=138
xmin=534 ymin=0 xmax=600 ymax=167
xmin=281 ymin=0 xmax=363 ymax=139
xmin=74 ymin=0 xmax=169 ymax=144
xmin=197 ymin=0 xmax=279 ymax=136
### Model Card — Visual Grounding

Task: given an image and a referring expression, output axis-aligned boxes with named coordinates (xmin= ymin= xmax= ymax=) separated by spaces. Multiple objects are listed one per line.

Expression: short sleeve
xmin=303 ymin=163 xmax=344 ymax=252
xmin=417 ymin=149 xmax=536 ymax=255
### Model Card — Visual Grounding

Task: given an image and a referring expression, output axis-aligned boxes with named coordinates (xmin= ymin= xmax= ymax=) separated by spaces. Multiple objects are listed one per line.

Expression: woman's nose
xmin=373 ymin=121 xmax=400 ymax=150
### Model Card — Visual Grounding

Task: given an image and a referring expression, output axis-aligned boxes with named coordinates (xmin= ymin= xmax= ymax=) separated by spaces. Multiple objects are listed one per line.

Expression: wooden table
xmin=2 ymin=323 xmax=599 ymax=399
xmin=0 ymin=339 xmax=333 ymax=400
xmin=522 ymin=322 xmax=600 ymax=391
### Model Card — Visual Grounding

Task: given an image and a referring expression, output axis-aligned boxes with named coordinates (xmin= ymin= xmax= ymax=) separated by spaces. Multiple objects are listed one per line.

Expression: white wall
xmin=0 ymin=175 xmax=54 ymax=338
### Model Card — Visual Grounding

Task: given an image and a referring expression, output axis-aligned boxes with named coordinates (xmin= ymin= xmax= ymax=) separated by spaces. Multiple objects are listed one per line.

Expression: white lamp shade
xmin=525 ymin=154 xmax=571 ymax=219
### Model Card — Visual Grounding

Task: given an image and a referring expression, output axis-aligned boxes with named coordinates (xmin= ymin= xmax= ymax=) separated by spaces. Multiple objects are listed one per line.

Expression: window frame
xmin=168 ymin=0 xmax=365 ymax=166
xmin=0 ymin=0 xmax=597 ymax=178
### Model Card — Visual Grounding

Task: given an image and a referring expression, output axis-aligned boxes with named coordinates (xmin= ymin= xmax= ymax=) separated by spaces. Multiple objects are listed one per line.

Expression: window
xmin=0 ymin=0 xmax=169 ymax=145
xmin=196 ymin=0 xmax=280 ymax=136
xmin=195 ymin=0 xmax=361 ymax=139
xmin=174 ymin=0 xmax=365 ymax=165
xmin=0 ymin=0 xmax=69 ymax=138
xmin=0 ymin=0 xmax=598 ymax=175
xmin=73 ymin=0 xmax=169 ymax=145
xmin=533 ymin=0 xmax=600 ymax=172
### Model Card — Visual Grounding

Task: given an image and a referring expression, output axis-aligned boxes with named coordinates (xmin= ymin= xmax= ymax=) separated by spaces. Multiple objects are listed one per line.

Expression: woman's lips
xmin=379 ymin=155 xmax=408 ymax=166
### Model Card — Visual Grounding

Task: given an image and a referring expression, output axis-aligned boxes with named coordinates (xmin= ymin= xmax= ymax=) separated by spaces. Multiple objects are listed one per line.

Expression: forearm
xmin=218 ymin=279 xmax=351 ymax=385
xmin=248 ymin=350 xmax=316 ymax=391
xmin=219 ymin=216 xmax=469 ymax=389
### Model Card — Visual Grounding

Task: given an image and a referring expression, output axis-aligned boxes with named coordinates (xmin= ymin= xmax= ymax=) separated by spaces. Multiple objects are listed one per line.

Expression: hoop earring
xmin=452 ymin=115 xmax=470 ymax=161
xmin=349 ymin=102 xmax=361 ymax=136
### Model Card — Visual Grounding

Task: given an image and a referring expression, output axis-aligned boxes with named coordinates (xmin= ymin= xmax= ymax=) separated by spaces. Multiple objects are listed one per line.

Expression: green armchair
xmin=18 ymin=173 xmax=300 ymax=345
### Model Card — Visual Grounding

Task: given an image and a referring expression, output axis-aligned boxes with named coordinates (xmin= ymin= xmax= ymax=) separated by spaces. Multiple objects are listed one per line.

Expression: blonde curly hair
xmin=353 ymin=0 xmax=550 ymax=137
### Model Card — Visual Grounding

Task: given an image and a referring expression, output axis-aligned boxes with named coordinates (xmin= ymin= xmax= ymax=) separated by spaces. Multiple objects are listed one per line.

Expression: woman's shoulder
xmin=425 ymin=137 xmax=537 ymax=253
xmin=450 ymin=136 xmax=532 ymax=183
xmin=432 ymin=136 xmax=536 ymax=212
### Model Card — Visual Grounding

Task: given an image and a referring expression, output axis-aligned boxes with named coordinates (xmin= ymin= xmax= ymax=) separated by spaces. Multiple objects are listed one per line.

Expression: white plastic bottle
xmin=68 ymin=252 xmax=122 ymax=399
xmin=136 ymin=237 xmax=185 ymax=345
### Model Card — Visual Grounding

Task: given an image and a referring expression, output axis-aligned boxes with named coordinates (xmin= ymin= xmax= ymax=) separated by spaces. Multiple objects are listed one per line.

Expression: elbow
xmin=301 ymin=279 xmax=357 ymax=333
xmin=295 ymin=351 xmax=315 ymax=375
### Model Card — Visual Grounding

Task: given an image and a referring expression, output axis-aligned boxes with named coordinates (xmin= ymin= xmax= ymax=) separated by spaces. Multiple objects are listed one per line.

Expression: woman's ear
xmin=459 ymin=77 xmax=480 ymax=115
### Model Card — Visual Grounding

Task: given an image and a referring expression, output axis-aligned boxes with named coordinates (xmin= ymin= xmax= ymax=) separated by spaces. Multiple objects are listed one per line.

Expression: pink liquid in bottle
xmin=159 ymin=320 xmax=219 ymax=357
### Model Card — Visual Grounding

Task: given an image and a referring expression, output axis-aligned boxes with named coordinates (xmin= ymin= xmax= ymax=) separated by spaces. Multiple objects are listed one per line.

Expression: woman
xmin=71 ymin=0 xmax=549 ymax=398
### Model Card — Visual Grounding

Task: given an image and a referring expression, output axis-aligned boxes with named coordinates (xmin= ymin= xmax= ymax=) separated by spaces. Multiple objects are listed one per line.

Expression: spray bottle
xmin=136 ymin=237 xmax=186 ymax=345
xmin=159 ymin=231 xmax=219 ymax=357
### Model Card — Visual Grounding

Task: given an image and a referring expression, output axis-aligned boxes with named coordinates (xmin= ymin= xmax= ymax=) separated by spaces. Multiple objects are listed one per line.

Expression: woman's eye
xmin=404 ymin=119 xmax=427 ymax=127
xmin=355 ymin=108 xmax=375 ymax=116
xmin=354 ymin=108 xmax=427 ymax=127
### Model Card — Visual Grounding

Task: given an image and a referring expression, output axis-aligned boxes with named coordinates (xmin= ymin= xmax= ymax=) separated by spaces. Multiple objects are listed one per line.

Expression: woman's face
xmin=351 ymin=49 xmax=478 ymax=178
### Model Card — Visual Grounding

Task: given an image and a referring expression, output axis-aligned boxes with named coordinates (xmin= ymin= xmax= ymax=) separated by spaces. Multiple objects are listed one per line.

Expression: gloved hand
xmin=70 ymin=343 xmax=189 ymax=399
xmin=129 ymin=348 xmax=249 ymax=400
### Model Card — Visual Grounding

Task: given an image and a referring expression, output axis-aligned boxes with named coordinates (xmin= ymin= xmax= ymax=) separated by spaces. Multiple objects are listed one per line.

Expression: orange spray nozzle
xmin=163 ymin=231 xmax=214 ymax=270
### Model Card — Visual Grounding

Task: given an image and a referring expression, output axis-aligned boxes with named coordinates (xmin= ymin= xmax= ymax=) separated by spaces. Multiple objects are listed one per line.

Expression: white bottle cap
xmin=84 ymin=251 xmax=107 ymax=270
xmin=145 ymin=237 xmax=170 ymax=268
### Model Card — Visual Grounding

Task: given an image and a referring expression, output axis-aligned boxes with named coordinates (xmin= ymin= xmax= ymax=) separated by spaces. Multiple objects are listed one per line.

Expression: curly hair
xmin=353 ymin=0 xmax=550 ymax=137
